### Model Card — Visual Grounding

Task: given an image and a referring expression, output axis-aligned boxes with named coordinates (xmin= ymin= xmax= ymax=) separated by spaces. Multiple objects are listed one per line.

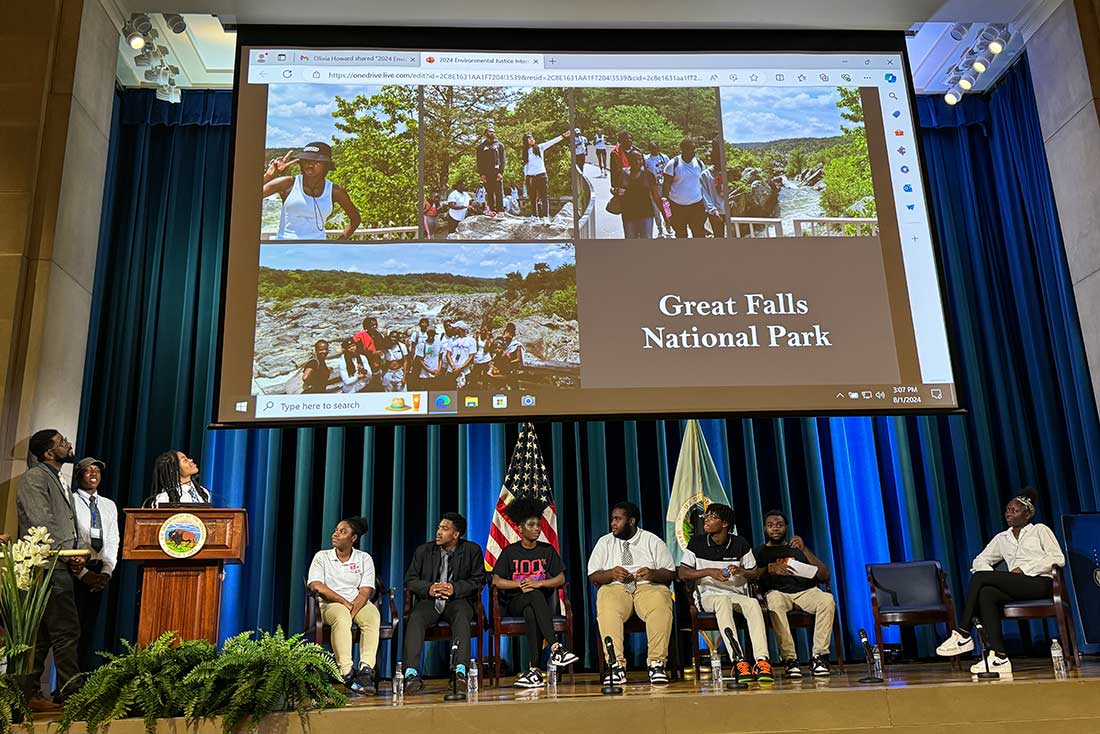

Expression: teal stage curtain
xmin=78 ymin=56 xmax=1100 ymax=674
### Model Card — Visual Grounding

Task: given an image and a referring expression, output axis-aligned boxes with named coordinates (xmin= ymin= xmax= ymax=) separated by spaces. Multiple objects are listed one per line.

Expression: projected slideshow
xmin=217 ymin=48 xmax=957 ymax=424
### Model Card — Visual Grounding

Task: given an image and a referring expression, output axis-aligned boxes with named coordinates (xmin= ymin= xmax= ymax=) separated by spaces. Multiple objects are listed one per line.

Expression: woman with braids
xmin=307 ymin=516 xmax=380 ymax=695
xmin=935 ymin=486 xmax=1066 ymax=674
xmin=150 ymin=450 xmax=211 ymax=506
xmin=490 ymin=496 xmax=579 ymax=688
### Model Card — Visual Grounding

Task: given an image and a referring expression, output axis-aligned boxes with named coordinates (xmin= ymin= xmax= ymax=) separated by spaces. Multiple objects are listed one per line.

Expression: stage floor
xmin=34 ymin=659 xmax=1100 ymax=734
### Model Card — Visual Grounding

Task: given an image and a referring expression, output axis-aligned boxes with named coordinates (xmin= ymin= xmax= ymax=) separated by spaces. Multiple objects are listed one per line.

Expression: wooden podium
xmin=122 ymin=508 xmax=247 ymax=645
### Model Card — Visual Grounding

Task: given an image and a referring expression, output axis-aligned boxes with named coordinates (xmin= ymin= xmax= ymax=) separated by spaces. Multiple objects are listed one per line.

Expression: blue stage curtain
xmin=79 ymin=56 xmax=1100 ymax=673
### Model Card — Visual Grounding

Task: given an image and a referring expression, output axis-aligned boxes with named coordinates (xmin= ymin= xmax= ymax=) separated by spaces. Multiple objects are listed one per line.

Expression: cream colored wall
xmin=0 ymin=0 xmax=117 ymax=534
xmin=1028 ymin=0 xmax=1100 ymax=406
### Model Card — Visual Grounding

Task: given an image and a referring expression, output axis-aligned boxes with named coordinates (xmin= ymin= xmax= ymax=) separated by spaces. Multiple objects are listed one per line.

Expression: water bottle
xmin=872 ymin=646 xmax=883 ymax=678
xmin=468 ymin=658 xmax=479 ymax=693
xmin=393 ymin=661 xmax=404 ymax=703
xmin=709 ymin=649 xmax=723 ymax=685
xmin=1051 ymin=639 xmax=1067 ymax=679
xmin=548 ymin=662 xmax=559 ymax=689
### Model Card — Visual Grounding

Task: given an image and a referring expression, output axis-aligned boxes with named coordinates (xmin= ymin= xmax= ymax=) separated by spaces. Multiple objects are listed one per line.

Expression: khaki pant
xmin=321 ymin=601 xmax=381 ymax=676
xmin=765 ymin=588 xmax=836 ymax=659
xmin=596 ymin=583 xmax=673 ymax=667
xmin=699 ymin=592 xmax=769 ymax=661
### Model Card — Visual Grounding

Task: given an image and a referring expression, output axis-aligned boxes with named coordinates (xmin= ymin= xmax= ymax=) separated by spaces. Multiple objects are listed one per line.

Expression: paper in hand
xmin=785 ymin=558 xmax=819 ymax=579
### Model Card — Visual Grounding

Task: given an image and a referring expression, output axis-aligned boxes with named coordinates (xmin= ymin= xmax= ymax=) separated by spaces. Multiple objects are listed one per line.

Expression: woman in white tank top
xmin=262 ymin=141 xmax=362 ymax=240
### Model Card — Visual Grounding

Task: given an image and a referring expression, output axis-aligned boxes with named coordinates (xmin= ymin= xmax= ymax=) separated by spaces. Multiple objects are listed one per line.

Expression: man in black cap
xmin=71 ymin=456 xmax=120 ymax=671
xmin=476 ymin=125 xmax=506 ymax=216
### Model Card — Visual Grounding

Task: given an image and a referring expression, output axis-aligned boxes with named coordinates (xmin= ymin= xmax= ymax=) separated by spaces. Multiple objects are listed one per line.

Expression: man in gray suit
xmin=17 ymin=429 xmax=85 ymax=711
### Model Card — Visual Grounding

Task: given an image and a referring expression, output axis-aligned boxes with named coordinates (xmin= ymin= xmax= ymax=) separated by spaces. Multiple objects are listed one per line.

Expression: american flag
xmin=485 ymin=422 xmax=559 ymax=571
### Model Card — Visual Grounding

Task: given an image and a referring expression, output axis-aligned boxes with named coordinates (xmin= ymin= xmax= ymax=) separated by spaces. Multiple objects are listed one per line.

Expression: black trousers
xmin=669 ymin=199 xmax=707 ymax=238
xmin=526 ymin=174 xmax=549 ymax=217
xmin=73 ymin=562 xmax=107 ymax=672
xmin=506 ymin=591 xmax=557 ymax=663
xmin=959 ymin=570 xmax=1053 ymax=653
xmin=404 ymin=598 xmax=474 ymax=671
xmin=30 ymin=571 xmax=81 ymax=700
xmin=485 ymin=179 xmax=504 ymax=213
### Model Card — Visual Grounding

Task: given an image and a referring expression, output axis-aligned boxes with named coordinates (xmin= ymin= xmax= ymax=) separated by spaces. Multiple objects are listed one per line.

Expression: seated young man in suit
xmin=402 ymin=512 xmax=486 ymax=693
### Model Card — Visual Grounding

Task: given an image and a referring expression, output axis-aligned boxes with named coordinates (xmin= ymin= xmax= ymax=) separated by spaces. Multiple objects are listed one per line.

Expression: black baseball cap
xmin=299 ymin=141 xmax=335 ymax=168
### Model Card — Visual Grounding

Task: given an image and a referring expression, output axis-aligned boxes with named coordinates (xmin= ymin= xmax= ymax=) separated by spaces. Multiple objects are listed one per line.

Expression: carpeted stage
xmin=37 ymin=660 xmax=1100 ymax=733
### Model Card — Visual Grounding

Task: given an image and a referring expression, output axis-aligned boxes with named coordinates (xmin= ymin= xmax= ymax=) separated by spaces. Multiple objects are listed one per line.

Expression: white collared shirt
xmin=307 ymin=548 xmax=376 ymax=604
xmin=587 ymin=528 xmax=675 ymax=588
xmin=971 ymin=523 xmax=1065 ymax=578
xmin=154 ymin=481 xmax=207 ymax=507
xmin=73 ymin=489 xmax=120 ymax=576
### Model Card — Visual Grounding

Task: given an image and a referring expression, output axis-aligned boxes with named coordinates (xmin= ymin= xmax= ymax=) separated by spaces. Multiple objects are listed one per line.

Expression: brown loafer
xmin=28 ymin=695 xmax=63 ymax=713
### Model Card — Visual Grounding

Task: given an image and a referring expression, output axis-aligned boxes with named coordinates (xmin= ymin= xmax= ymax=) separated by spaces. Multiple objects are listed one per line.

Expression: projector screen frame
xmin=210 ymin=24 xmax=965 ymax=429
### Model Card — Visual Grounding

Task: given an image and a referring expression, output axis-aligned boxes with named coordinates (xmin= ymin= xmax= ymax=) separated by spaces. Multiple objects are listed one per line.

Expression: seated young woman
xmin=935 ymin=487 xmax=1065 ymax=674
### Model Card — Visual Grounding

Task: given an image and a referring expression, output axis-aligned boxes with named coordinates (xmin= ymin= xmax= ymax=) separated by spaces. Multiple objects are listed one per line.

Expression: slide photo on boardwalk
xmin=260 ymin=83 xmax=419 ymax=242
xmin=572 ymin=88 xmax=723 ymax=240
xmin=721 ymin=86 xmax=876 ymax=238
xmin=252 ymin=242 xmax=579 ymax=402
xmin=422 ymin=86 xmax=575 ymax=241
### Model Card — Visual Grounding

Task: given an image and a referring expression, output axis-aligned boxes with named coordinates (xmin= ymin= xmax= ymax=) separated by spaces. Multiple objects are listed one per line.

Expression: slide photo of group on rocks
xmin=251 ymin=242 xmax=579 ymax=396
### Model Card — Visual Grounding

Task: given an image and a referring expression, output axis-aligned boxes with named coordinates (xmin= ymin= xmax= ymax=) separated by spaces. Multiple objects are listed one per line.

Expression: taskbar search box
xmin=254 ymin=392 xmax=429 ymax=419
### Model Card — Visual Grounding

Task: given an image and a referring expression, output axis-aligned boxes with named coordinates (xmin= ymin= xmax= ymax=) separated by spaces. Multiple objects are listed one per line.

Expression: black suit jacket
xmin=476 ymin=140 xmax=506 ymax=179
xmin=405 ymin=539 xmax=486 ymax=603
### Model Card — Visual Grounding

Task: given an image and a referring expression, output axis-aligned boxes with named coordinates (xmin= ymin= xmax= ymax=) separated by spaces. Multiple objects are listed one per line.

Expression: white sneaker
xmin=936 ymin=630 xmax=975 ymax=657
xmin=970 ymin=651 xmax=1012 ymax=675
xmin=604 ymin=667 xmax=626 ymax=686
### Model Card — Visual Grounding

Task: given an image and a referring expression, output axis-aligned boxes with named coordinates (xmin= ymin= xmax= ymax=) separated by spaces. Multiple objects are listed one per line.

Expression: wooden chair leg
xmin=492 ymin=630 xmax=501 ymax=686
xmin=1053 ymin=604 xmax=1076 ymax=670
xmin=833 ymin=615 xmax=845 ymax=672
xmin=691 ymin=626 xmax=702 ymax=679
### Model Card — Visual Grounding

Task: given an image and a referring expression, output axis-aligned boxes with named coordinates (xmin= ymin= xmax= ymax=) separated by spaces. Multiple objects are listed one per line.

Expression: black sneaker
xmin=355 ymin=665 xmax=377 ymax=695
xmin=403 ymin=673 xmax=424 ymax=695
xmin=783 ymin=660 xmax=803 ymax=679
xmin=648 ymin=663 xmax=670 ymax=685
xmin=549 ymin=645 xmax=580 ymax=668
xmin=342 ymin=670 xmax=365 ymax=694
xmin=810 ymin=655 xmax=830 ymax=677
xmin=513 ymin=667 xmax=545 ymax=689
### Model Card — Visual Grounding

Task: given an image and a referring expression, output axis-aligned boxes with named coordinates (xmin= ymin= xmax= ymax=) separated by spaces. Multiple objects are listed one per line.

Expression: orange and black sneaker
xmin=735 ymin=660 xmax=754 ymax=684
xmin=752 ymin=659 xmax=775 ymax=683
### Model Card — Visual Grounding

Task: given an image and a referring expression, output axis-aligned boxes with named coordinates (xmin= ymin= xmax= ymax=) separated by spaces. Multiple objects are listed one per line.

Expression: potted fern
xmin=57 ymin=632 xmax=217 ymax=734
xmin=1 ymin=644 xmax=32 ymax=730
xmin=183 ymin=628 xmax=346 ymax=733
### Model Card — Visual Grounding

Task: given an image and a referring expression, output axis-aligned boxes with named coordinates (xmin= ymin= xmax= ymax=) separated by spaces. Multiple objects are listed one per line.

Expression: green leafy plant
xmin=58 ymin=632 xmax=217 ymax=734
xmin=183 ymin=628 xmax=346 ymax=734
xmin=0 ymin=643 xmax=31 ymax=730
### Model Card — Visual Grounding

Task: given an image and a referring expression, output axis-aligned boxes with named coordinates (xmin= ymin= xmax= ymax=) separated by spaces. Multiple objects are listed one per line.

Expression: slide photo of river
xmin=719 ymin=86 xmax=877 ymax=238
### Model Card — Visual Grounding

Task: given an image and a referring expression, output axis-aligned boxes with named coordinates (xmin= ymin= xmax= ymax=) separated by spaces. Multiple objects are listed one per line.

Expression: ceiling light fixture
xmin=958 ymin=66 xmax=980 ymax=91
xmin=971 ymin=49 xmax=995 ymax=74
xmin=130 ymin=13 xmax=152 ymax=34
xmin=949 ymin=23 xmax=971 ymax=41
xmin=163 ymin=13 xmax=187 ymax=33
xmin=944 ymin=85 xmax=963 ymax=106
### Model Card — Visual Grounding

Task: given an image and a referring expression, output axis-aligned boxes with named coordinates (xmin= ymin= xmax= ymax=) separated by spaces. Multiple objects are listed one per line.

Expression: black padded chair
xmin=1001 ymin=565 xmax=1082 ymax=669
xmin=867 ymin=561 xmax=958 ymax=669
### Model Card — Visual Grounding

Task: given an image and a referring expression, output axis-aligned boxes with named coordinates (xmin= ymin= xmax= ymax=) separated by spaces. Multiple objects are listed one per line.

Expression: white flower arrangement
xmin=0 ymin=527 xmax=59 ymax=676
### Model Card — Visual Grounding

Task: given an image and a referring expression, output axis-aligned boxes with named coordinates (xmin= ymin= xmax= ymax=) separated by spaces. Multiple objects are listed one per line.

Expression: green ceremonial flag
xmin=665 ymin=420 xmax=733 ymax=565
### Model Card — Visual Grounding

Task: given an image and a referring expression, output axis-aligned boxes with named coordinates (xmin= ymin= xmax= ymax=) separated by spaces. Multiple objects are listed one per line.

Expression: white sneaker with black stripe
xmin=936 ymin=630 xmax=975 ymax=657
xmin=549 ymin=645 xmax=580 ymax=668
xmin=514 ymin=667 xmax=546 ymax=688
xmin=648 ymin=663 xmax=670 ymax=685
xmin=604 ymin=667 xmax=627 ymax=686
xmin=970 ymin=651 xmax=1012 ymax=675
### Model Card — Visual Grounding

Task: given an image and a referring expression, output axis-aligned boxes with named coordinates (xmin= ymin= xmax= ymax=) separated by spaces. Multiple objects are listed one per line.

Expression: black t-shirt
xmin=622 ymin=170 xmax=658 ymax=221
xmin=682 ymin=533 xmax=756 ymax=597
xmin=754 ymin=543 xmax=819 ymax=594
xmin=492 ymin=540 xmax=563 ymax=606
xmin=302 ymin=357 xmax=330 ymax=393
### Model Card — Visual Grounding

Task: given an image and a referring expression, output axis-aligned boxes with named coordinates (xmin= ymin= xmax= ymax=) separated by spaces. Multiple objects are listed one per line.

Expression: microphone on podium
xmin=601 ymin=636 xmax=624 ymax=695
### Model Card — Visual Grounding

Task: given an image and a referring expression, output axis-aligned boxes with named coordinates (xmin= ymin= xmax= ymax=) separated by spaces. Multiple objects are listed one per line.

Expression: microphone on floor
xmin=601 ymin=636 xmax=624 ymax=695
xmin=722 ymin=627 xmax=748 ymax=690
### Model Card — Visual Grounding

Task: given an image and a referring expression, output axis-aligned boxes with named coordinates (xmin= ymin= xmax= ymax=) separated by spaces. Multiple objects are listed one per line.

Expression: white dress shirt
xmin=73 ymin=489 xmax=120 ymax=577
xmin=971 ymin=523 xmax=1065 ymax=578
xmin=153 ymin=481 xmax=209 ymax=507
xmin=587 ymin=528 xmax=675 ymax=589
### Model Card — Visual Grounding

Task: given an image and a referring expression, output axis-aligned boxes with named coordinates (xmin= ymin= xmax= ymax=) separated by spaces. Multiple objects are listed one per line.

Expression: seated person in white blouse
xmin=935 ymin=487 xmax=1065 ymax=674
xmin=307 ymin=516 xmax=381 ymax=695
xmin=150 ymin=449 xmax=211 ymax=506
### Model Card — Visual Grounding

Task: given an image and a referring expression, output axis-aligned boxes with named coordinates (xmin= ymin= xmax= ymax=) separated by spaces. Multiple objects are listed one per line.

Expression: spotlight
xmin=958 ymin=67 xmax=980 ymax=91
xmin=123 ymin=22 xmax=145 ymax=50
xmin=130 ymin=13 xmax=152 ymax=34
xmin=163 ymin=13 xmax=187 ymax=33
xmin=949 ymin=23 xmax=971 ymax=41
xmin=944 ymin=85 xmax=963 ymax=106
xmin=143 ymin=68 xmax=158 ymax=82
xmin=980 ymin=24 xmax=1008 ymax=54
xmin=972 ymin=49 xmax=995 ymax=73
xmin=133 ymin=49 xmax=153 ymax=66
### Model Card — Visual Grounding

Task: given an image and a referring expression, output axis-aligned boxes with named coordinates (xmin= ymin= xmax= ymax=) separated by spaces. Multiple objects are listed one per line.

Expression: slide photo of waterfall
xmin=719 ymin=86 xmax=877 ymax=238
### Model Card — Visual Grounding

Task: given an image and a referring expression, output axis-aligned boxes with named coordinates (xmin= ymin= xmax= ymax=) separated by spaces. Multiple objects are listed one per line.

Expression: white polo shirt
xmin=307 ymin=548 xmax=376 ymax=604
xmin=587 ymin=528 xmax=675 ymax=588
